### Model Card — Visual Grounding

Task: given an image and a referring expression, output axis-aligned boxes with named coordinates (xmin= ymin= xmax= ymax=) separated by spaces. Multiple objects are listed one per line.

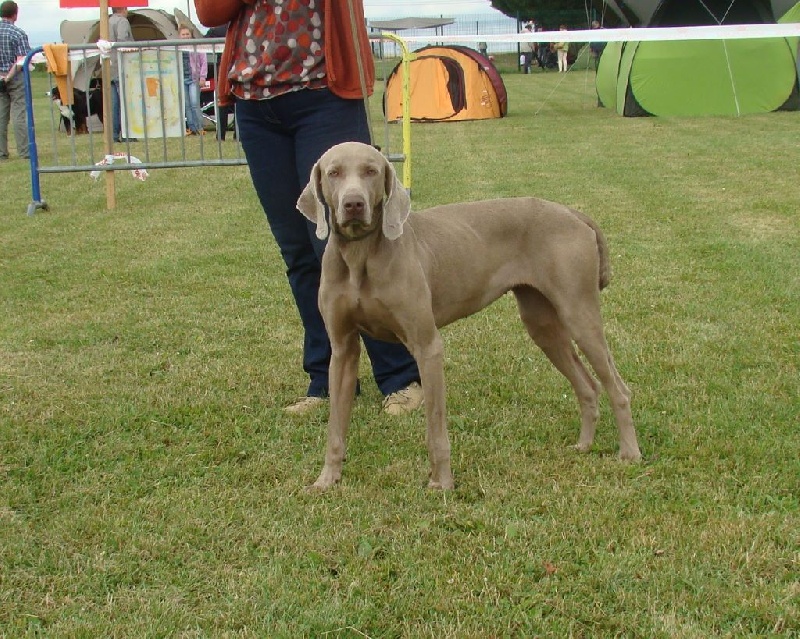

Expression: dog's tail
xmin=572 ymin=210 xmax=611 ymax=290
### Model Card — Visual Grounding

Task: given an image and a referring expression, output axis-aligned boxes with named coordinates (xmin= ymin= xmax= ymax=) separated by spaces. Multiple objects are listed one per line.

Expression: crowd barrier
xmin=20 ymin=34 xmax=412 ymax=216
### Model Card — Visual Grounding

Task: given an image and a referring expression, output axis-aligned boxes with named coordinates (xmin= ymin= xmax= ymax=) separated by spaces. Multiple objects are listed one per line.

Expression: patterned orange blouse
xmin=228 ymin=0 xmax=328 ymax=100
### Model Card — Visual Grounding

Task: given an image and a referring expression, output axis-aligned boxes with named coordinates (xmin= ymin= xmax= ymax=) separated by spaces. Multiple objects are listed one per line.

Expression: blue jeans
xmin=184 ymin=79 xmax=202 ymax=133
xmin=235 ymin=89 xmax=420 ymax=398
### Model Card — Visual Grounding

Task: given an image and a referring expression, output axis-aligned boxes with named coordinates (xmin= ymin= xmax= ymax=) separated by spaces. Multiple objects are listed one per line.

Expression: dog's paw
xmin=310 ymin=467 xmax=341 ymax=491
xmin=573 ymin=442 xmax=593 ymax=453
xmin=428 ymin=461 xmax=454 ymax=490
xmin=618 ymin=448 xmax=642 ymax=462
xmin=428 ymin=474 xmax=455 ymax=490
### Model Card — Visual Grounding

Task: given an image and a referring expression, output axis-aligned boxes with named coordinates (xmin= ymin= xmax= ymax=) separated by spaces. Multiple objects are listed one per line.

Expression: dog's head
xmin=49 ymin=86 xmax=75 ymax=124
xmin=50 ymin=86 xmax=65 ymax=109
xmin=297 ymin=141 xmax=411 ymax=241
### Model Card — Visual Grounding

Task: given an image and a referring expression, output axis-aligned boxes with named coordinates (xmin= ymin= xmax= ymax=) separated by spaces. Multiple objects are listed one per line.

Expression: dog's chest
xmin=344 ymin=267 xmax=387 ymax=316
xmin=323 ymin=253 xmax=404 ymax=341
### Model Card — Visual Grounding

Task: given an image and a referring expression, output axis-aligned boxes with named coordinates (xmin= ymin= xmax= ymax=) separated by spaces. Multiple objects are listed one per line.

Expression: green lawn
xmin=1 ymin=69 xmax=798 ymax=637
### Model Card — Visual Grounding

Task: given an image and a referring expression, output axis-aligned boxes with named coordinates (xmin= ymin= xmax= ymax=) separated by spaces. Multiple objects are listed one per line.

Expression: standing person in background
xmin=535 ymin=25 xmax=549 ymax=69
xmin=205 ymin=23 xmax=234 ymax=140
xmin=556 ymin=25 xmax=569 ymax=73
xmin=193 ymin=0 xmax=423 ymax=415
xmin=521 ymin=23 xmax=535 ymax=74
xmin=179 ymin=24 xmax=206 ymax=136
xmin=108 ymin=6 xmax=135 ymax=143
xmin=589 ymin=20 xmax=606 ymax=71
xmin=0 ymin=0 xmax=30 ymax=160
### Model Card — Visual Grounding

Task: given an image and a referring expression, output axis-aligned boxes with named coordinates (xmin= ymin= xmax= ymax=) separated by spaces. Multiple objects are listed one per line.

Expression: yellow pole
xmin=98 ymin=0 xmax=116 ymax=210
xmin=380 ymin=33 xmax=413 ymax=192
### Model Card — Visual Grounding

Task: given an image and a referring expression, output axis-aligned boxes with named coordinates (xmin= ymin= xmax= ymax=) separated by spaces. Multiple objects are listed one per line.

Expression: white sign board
xmin=119 ymin=49 xmax=184 ymax=139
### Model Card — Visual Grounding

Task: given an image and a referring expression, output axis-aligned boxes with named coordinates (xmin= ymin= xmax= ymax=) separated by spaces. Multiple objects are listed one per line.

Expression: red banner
xmin=59 ymin=0 xmax=149 ymax=7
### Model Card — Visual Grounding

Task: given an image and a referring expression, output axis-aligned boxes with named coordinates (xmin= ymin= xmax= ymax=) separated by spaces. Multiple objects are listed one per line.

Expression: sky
xmin=17 ymin=0 xmax=502 ymax=47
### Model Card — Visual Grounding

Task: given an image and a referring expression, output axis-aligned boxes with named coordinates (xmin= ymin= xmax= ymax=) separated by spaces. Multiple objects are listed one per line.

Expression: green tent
xmin=597 ymin=0 xmax=800 ymax=116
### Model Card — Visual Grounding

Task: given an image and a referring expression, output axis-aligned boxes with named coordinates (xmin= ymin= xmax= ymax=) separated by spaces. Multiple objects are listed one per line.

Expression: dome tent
xmin=60 ymin=8 xmax=201 ymax=44
xmin=596 ymin=0 xmax=800 ymax=116
xmin=383 ymin=46 xmax=508 ymax=122
xmin=59 ymin=8 xmax=202 ymax=90
xmin=603 ymin=0 xmax=798 ymax=26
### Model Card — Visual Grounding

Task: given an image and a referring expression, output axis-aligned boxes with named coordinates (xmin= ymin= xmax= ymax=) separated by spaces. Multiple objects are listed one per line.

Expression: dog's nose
xmin=343 ymin=196 xmax=366 ymax=219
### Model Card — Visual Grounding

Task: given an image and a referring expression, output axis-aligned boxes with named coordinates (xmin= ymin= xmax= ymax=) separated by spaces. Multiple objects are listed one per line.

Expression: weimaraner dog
xmin=297 ymin=142 xmax=641 ymax=490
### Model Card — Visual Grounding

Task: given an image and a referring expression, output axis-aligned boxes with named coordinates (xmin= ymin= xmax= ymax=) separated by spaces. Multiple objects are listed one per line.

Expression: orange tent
xmin=384 ymin=46 xmax=508 ymax=122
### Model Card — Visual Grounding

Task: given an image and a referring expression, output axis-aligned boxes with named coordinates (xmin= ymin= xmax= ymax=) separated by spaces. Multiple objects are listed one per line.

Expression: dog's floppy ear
xmin=296 ymin=161 xmax=329 ymax=240
xmin=382 ymin=157 xmax=411 ymax=241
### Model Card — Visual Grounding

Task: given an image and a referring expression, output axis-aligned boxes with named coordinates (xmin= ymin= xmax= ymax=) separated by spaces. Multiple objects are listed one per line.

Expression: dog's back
xmin=407 ymin=197 xmax=610 ymax=302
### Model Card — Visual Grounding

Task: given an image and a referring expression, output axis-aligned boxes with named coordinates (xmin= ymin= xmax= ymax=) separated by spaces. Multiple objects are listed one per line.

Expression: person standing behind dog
xmin=194 ymin=0 xmax=423 ymax=415
xmin=108 ymin=6 xmax=134 ymax=143
xmin=0 ymin=0 xmax=31 ymax=160
xmin=178 ymin=24 xmax=206 ymax=136
xmin=556 ymin=25 xmax=569 ymax=73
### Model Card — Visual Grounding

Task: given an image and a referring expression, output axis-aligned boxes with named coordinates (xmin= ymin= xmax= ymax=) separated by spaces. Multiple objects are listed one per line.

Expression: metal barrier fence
xmin=23 ymin=38 xmax=243 ymax=216
xmin=21 ymin=35 xmax=412 ymax=216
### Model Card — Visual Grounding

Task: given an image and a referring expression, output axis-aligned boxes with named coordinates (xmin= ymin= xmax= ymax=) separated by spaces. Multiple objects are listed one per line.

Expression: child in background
xmin=556 ymin=25 xmax=569 ymax=73
xmin=179 ymin=25 xmax=207 ymax=135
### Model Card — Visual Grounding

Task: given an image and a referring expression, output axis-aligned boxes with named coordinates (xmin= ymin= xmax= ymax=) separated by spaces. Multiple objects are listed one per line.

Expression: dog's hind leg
xmin=555 ymin=298 xmax=641 ymax=462
xmin=513 ymin=286 xmax=602 ymax=453
xmin=573 ymin=334 xmax=640 ymax=460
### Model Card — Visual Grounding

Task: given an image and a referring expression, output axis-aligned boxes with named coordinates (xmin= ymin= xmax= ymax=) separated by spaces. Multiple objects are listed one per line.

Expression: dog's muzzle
xmin=334 ymin=194 xmax=378 ymax=241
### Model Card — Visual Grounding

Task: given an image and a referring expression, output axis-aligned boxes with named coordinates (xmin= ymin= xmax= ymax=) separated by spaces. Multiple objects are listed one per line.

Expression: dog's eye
xmin=364 ymin=167 xmax=378 ymax=176
xmin=327 ymin=169 xmax=339 ymax=178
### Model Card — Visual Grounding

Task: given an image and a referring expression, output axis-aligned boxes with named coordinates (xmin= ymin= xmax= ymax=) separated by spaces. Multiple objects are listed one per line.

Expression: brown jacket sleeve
xmin=194 ymin=0 xmax=252 ymax=28
xmin=326 ymin=0 xmax=375 ymax=99
xmin=195 ymin=0 xmax=250 ymax=107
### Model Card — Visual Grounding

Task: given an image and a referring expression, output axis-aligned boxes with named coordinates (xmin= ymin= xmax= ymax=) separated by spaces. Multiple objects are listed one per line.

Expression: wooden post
xmin=98 ymin=0 xmax=116 ymax=210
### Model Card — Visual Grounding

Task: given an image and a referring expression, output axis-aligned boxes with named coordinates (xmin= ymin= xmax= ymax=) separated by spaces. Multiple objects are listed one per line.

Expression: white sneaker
xmin=382 ymin=382 xmax=424 ymax=416
xmin=284 ymin=396 xmax=326 ymax=415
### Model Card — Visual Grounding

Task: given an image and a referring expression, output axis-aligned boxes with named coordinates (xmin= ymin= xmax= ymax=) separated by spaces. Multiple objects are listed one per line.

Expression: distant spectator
xmin=556 ymin=25 xmax=569 ymax=73
xmin=521 ymin=23 xmax=535 ymax=74
xmin=109 ymin=6 xmax=135 ymax=142
xmin=535 ymin=25 xmax=550 ymax=69
xmin=589 ymin=20 xmax=606 ymax=71
xmin=0 ymin=0 xmax=31 ymax=160
xmin=179 ymin=24 xmax=206 ymax=136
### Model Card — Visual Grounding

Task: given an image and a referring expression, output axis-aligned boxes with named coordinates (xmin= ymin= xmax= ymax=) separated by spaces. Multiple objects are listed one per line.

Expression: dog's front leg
xmin=313 ymin=329 xmax=360 ymax=490
xmin=413 ymin=329 xmax=453 ymax=490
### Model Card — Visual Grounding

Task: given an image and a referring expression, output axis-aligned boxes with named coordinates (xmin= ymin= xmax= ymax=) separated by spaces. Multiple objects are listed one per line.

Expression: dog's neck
xmin=329 ymin=226 xmax=384 ymax=292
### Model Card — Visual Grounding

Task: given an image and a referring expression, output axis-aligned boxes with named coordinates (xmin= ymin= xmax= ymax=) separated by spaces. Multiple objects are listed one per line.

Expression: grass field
xmin=1 ymin=68 xmax=798 ymax=637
